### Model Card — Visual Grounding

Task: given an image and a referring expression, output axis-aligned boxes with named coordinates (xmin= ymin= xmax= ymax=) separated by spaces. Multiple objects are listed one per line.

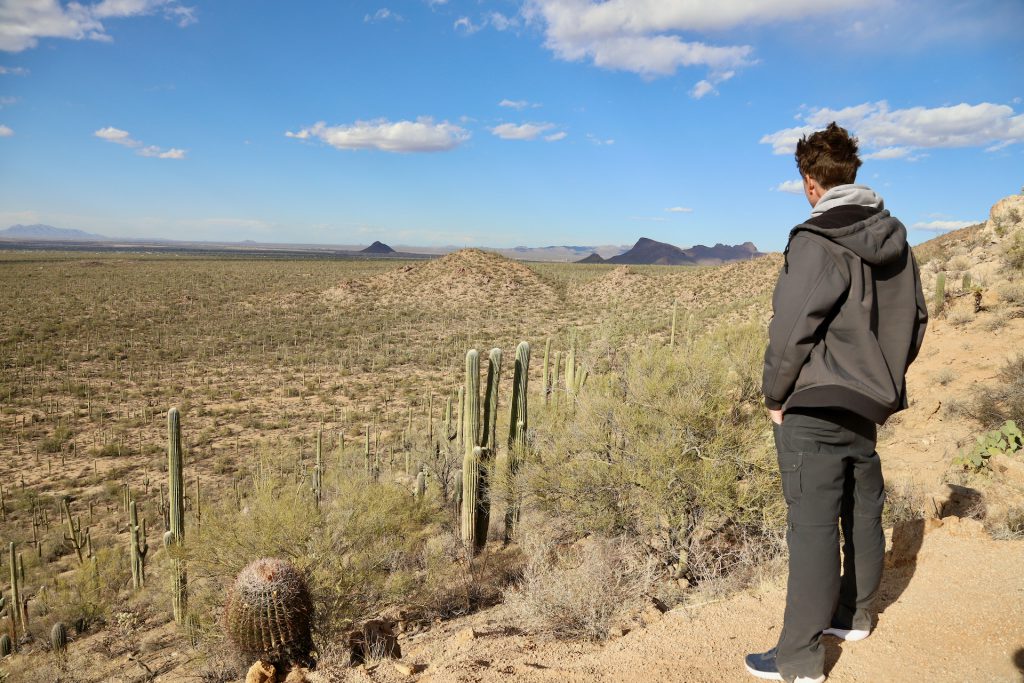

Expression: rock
xmin=639 ymin=596 xmax=668 ymax=625
xmin=989 ymin=454 xmax=1024 ymax=486
xmin=245 ymin=660 xmax=276 ymax=683
xmin=608 ymin=625 xmax=631 ymax=638
xmin=455 ymin=627 xmax=478 ymax=644
xmin=283 ymin=668 xmax=311 ymax=683
xmin=393 ymin=661 xmax=422 ymax=676
xmin=942 ymin=515 xmax=987 ymax=539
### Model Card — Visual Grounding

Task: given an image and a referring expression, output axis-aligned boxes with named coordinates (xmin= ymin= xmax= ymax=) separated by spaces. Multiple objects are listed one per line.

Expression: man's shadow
xmin=823 ymin=517 xmax=926 ymax=674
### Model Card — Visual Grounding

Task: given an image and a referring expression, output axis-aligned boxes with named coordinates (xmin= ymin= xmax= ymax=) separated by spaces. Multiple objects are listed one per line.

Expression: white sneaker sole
xmin=822 ymin=626 xmax=870 ymax=641
xmin=744 ymin=664 xmax=824 ymax=683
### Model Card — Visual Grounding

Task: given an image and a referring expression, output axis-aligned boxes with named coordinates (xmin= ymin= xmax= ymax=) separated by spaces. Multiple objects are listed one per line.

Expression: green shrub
xmin=524 ymin=325 xmax=785 ymax=587
xmin=953 ymin=420 xmax=1022 ymax=472
xmin=970 ymin=355 xmax=1024 ymax=427
xmin=1005 ymin=231 xmax=1024 ymax=271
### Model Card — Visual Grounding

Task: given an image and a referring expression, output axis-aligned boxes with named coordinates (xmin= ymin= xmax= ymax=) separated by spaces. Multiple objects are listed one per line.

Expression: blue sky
xmin=0 ymin=0 xmax=1021 ymax=251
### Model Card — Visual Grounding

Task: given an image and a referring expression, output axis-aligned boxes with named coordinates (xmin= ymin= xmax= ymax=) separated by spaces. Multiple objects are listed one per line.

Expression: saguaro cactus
xmin=313 ymin=428 xmax=323 ymax=506
xmin=0 ymin=633 xmax=11 ymax=657
xmin=164 ymin=407 xmax=187 ymax=625
xmin=461 ymin=348 xmax=502 ymax=554
xmin=224 ymin=557 xmax=315 ymax=668
xmin=503 ymin=342 xmax=529 ymax=543
xmin=670 ymin=300 xmax=678 ymax=348
xmin=62 ymin=498 xmax=85 ymax=565
xmin=130 ymin=500 xmax=148 ymax=589
xmin=8 ymin=542 xmax=19 ymax=640
xmin=935 ymin=272 xmax=946 ymax=314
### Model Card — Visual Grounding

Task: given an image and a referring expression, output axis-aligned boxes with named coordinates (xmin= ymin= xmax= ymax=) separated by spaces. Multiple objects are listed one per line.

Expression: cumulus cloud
xmin=774 ymin=179 xmax=804 ymax=194
xmin=94 ymin=126 xmax=185 ymax=158
xmin=1 ymin=0 xmax=195 ymax=52
xmin=665 ymin=206 xmax=693 ymax=213
xmin=490 ymin=122 xmax=557 ymax=140
xmin=0 ymin=124 xmax=12 ymax=137
xmin=762 ymin=101 xmax=1024 ymax=157
xmin=911 ymin=220 xmax=981 ymax=233
xmin=286 ymin=118 xmax=469 ymax=153
xmin=544 ymin=131 xmax=567 ymax=141
xmin=521 ymin=0 xmax=863 ymax=82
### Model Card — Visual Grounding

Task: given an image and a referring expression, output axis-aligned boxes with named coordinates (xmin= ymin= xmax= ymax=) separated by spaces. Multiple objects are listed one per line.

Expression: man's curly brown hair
xmin=795 ymin=122 xmax=862 ymax=189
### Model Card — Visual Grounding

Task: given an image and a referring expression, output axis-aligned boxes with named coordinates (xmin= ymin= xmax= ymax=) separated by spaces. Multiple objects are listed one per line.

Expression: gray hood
xmin=811 ymin=184 xmax=884 ymax=216
xmin=795 ymin=184 xmax=907 ymax=266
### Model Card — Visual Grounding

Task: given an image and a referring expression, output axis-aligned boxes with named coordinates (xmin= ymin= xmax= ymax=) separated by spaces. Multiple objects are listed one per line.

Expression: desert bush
xmin=1005 ymin=231 xmax=1024 ymax=270
xmin=524 ymin=324 xmax=785 ymax=587
xmin=186 ymin=445 xmax=487 ymax=654
xmin=969 ymin=355 xmax=1024 ymax=427
xmin=37 ymin=546 xmax=130 ymax=634
xmin=882 ymin=479 xmax=926 ymax=527
xmin=502 ymin=522 xmax=656 ymax=641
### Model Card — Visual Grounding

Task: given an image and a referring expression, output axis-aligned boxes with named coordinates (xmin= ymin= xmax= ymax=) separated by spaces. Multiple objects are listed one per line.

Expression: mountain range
xmin=0 ymin=224 xmax=110 ymax=241
xmin=0 ymin=225 xmax=763 ymax=265
xmin=579 ymin=237 xmax=763 ymax=266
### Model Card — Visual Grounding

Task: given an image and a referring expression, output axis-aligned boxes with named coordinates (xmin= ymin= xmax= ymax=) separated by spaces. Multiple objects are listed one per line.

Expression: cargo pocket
xmin=777 ymin=450 xmax=803 ymax=507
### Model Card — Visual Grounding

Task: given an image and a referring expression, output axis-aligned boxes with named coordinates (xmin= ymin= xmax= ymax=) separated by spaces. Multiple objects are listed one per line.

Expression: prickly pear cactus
xmin=224 ymin=558 xmax=315 ymax=667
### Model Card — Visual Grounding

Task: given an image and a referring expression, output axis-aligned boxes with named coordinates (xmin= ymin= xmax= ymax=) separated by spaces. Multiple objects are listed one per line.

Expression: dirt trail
xmin=342 ymin=515 xmax=1023 ymax=683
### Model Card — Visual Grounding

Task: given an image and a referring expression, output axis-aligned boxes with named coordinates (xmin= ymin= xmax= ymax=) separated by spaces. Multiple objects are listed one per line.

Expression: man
xmin=745 ymin=123 xmax=928 ymax=683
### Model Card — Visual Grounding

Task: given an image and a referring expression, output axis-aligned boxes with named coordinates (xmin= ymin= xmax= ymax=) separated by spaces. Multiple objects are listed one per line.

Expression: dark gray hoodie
xmin=762 ymin=186 xmax=928 ymax=424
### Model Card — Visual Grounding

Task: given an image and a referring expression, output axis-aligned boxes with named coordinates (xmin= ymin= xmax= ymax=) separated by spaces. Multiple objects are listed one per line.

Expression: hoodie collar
xmin=811 ymin=184 xmax=884 ymax=217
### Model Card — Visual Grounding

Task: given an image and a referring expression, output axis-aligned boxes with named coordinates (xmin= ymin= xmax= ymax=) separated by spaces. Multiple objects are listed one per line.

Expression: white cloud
xmin=138 ymin=145 xmax=185 ymax=159
xmin=0 ymin=66 xmax=29 ymax=75
xmin=0 ymin=96 xmax=17 ymax=107
xmin=911 ymin=220 xmax=981 ymax=233
xmin=586 ymin=133 xmax=614 ymax=145
xmin=863 ymin=146 xmax=912 ymax=160
xmin=690 ymin=80 xmax=714 ymax=99
xmin=499 ymin=98 xmax=541 ymax=110
xmin=762 ymin=101 xmax=1024 ymax=157
xmin=453 ymin=16 xmax=480 ymax=34
xmin=95 ymin=126 xmax=139 ymax=147
xmin=0 ymin=124 xmax=12 ymax=137
xmin=286 ymin=118 xmax=469 ymax=153
xmin=491 ymin=122 xmax=557 ymax=141
xmin=1 ymin=0 xmax=195 ymax=52
xmin=94 ymin=126 xmax=185 ymax=158
xmin=665 ymin=206 xmax=693 ymax=213
xmin=545 ymin=131 xmax=567 ymax=142
xmin=522 ymin=0 xmax=864 ymax=81
xmin=774 ymin=179 xmax=804 ymax=194
xmin=489 ymin=12 xmax=518 ymax=31
xmin=364 ymin=8 xmax=402 ymax=23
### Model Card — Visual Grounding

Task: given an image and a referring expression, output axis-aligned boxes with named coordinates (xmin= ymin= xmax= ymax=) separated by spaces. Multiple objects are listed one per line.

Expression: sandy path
xmin=351 ymin=519 xmax=1023 ymax=683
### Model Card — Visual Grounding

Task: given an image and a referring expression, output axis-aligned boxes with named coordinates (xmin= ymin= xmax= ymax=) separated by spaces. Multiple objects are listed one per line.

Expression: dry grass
xmin=502 ymin=518 xmax=657 ymax=641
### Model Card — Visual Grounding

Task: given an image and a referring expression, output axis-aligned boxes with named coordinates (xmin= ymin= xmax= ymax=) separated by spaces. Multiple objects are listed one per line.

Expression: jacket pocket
xmin=777 ymin=449 xmax=803 ymax=507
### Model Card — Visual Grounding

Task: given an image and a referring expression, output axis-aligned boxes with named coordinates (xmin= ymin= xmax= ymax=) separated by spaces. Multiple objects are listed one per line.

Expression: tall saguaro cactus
xmin=61 ymin=498 xmax=85 ymax=565
xmin=164 ymin=407 xmax=187 ymax=625
xmin=130 ymin=500 xmax=148 ymax=589
xmin=503 ymin=342 xmax=529 ymax=543
xmin=313 ymin=428 xmax=323 ymax=506
xmin=461 ymin=348 xmax=503 ymax=554
xmin=8 ymin=542 xmax=20 ymax=641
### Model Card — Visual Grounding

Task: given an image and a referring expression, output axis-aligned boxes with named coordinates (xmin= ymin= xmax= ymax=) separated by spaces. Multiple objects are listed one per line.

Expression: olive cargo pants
xmin=772 ymin=408 xmax=886 ymax=681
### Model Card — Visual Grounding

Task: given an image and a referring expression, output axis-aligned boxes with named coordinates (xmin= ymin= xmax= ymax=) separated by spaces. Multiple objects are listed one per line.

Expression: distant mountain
xmin=361 ymin=240 xmax=395 ymax=254
xmin=605 ymin=237 xmax=763 ymax=266
xmin=0 ymin=224 xmax=109 ymax=241
xmin=576 ymin=252 xmax=606 ymax=263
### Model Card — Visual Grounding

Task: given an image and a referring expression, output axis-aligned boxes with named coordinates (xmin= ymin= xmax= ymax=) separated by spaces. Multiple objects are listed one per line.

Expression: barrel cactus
xmin=51 ymin=621 xmax=68 ymax=657
xmin=0 ymin=633 xmax=11 ymax=657
xmin=224 ymin=558 xmax=314 ymax=667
